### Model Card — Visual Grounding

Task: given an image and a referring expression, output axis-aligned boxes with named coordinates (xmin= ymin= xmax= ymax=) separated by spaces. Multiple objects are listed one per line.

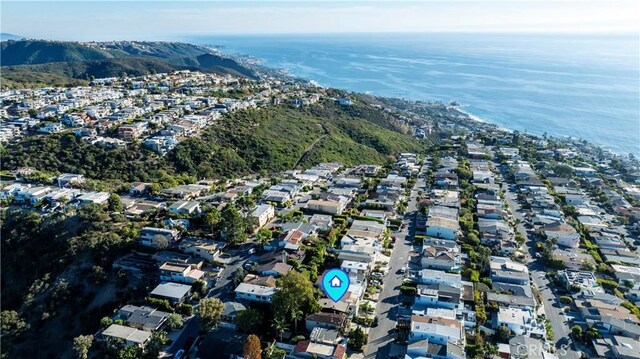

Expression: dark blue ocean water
xmin=187 ymin=33 xmax=640 ymax=156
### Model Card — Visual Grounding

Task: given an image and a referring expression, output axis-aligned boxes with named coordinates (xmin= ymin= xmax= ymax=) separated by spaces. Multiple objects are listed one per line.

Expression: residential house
xmin=490 ymin=256 xmax=530 ymax=285
xmin=168 ymin=200 xmax=201 ymax=215
xmin=495 ymin=307 xmax=544 ymax=337
xmin=415 ymin=270 xmax=462 ymax=288
xmin=421 ymin=245 xmax=462 ymax=272
xmin=178 ymin=238 xmax=225 ymax=263
xmin=57 ymin=173 xmax=85 ymax=187
xmin=305 ymin=312 xmax=347 ymax=332
xmin=101 ymin=324 xmax=152 ymax=348
xmin=128 ymin=182 xmax=150 ymax=195
xmin=159 ymin=262 xmax=205 ymax=284
xmin=76 ymin=191 xmax=110 ymax=205
xmin=149 ymin=282 xmax=191 ymax=305
xmin=409 ymin=315 xmax=464 ymax=345
xmin=611 ymin=265 xmax=640 ymax=290
xmin=249 ymin=204 xmax=275 ymax=228
xmin=405 ymin=339 xmax=466 ymax=359
xmin=292 ymin=341 xmax=346 ymax=359
xmin=234 ymin=283 xmax=276 ymax=303
xmin=140 ymin=227 xmax=180 ymax=248
xmin=116 ymin=305 xmax=170 ymax=332
xmin=220 ymin=301 xmax=246 ymax=330
xmin=306 ymin=198 xmax=347 ymax=215
xmin=426 ymin=217 xmax=459 ymax=241
xmin=542 ymin=222 xmax=581 ymax=249
xmin=415 ymin=283 xmax=462 ymax=310
xmin=310 ymin=214 xmax=334 ymax=230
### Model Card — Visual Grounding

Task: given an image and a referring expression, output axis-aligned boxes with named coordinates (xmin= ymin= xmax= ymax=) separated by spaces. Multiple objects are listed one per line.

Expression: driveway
xmin=364 ymin=179 xmax=423 ymax=358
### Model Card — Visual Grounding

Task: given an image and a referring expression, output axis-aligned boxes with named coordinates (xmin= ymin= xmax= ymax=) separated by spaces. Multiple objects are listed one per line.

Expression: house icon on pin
xmin=330 ymin=276 xmax=342 ymax=287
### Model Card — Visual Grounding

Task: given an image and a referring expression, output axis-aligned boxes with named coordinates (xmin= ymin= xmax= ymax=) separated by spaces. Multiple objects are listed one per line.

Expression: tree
xmin=263 ymin=342 xmax=287 ymax=359
xmin=203 ymin=207 xmax=221 ymax=233
xmin=290 ymin=308 xmax=304 ymax=334
xmin=166 ymin=313 xmax=184 ymax=330
xmin=73 ymin=335 xmax=93 ymax=359
xmin=243 ymin=334 xmax=262 ymax=359
xmin=197 ymin=297 xmax=224 ymax=331
xmin=193 ymin=279 xmax=207 ymax=295
xmin=100 ymin=316 xmax=114 ymax=328
xmin=348 ymin=327 xmax=367 ymax=351
xmin=585 ymin=327 xmax=602 ymax=340
xmin=256 ymin=228 xmax=273 ymax=249
xmin=571 ymin=325 xmax=583 ymax=339
xmin=271 ymin=317 xmax=289 ymax=341
xmin=148 ymin=183 xmax=162 ymax=196
xmin=144 ymin=331 xmax=169 ymax=359
xmin=117 ymin=345 xmax=142 ymax=359
xmin=108 ymin=193 xmax=123 ymax=212
xmin=222 ymin=204 xmax=247 ymax=244
xmin=151 ymin=234 xmax=169 ymax=249
xmin=0 ymin=310 xmax=27 ymax=333
xmin=272 ymin=271 xmax=320 ymax=327
xmin=236 ymin=308 xmax=264 ymax=334
xmin=496 ymin=325 xmax=511 ymax=342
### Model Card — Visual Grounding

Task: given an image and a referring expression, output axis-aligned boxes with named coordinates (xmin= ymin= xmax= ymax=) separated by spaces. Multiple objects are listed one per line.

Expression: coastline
xmin=207 ymin=34 xmax=639 ymax=157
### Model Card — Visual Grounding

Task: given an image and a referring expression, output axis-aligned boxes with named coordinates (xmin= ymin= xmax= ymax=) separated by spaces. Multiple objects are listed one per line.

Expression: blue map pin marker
xmin=321 ymin=269 xmax=350 ymax=302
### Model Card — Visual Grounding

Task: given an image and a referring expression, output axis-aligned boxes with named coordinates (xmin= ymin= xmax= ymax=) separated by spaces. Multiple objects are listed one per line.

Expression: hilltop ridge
xmin=0 ymin=40 xmax=256 ymax=88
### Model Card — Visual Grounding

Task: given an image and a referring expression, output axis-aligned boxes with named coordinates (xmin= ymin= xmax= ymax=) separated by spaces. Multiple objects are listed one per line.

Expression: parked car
xmin=248 ymin=248 xmax=256 ymax=254
xmin=371 ymin=317 xmax=379 ymax=327
xmin=174 ymin=349 xmax=185 ymax=359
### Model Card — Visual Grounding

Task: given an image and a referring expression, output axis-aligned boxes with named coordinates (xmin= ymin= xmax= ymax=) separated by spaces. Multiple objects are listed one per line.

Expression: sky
xmin=1 ymin=0 xmax=639 ymax=41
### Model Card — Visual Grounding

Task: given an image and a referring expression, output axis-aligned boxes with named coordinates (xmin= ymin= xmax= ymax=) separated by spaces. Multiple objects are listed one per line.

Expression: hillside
xmin=0 ymin=40 xmax=256 ymax=87
xmin=0 ymin=33 xmax=24 ymax=41
xmin=1 ymin=101 xmax=428 ymax=185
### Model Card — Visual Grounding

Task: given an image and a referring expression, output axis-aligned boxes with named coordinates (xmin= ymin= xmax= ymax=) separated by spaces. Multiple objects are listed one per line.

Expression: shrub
xmin=177 ymin=303 xmax=193 ymax=316
xmin=147 ymin=297 xmax=173 ymax=312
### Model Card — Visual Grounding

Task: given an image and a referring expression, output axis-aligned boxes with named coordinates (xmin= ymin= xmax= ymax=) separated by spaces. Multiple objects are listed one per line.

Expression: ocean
xmin=187 ymin=33 xmax=640 ymax=156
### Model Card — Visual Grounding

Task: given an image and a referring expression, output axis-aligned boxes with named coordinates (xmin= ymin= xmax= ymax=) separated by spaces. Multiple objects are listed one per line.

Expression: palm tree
xmin=290 ymin=309 xmax=304 ymax=334
xmin=272 ymin=317 xmax=289 ymax=341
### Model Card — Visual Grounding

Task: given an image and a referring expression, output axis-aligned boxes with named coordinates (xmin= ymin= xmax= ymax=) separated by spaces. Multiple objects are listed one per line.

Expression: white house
xmin=542 ymin=222 xmax=581 ymax=248
xmin=101 ymin=324 xmax=151 ymax=348
xmin=168 ymin=200 xmax=201 ymax=215
xmin=495 ymin=307 xmax=544 ymax=337
xmin=158 ymin=262 xmax=205 ymax=284
xmin=249 ymin=204 xmax=275 ymax=228
xmin=409 ymin=315 xmax=464 ymax=345
xmin=234 ymin=283 xmax=276 ymax=303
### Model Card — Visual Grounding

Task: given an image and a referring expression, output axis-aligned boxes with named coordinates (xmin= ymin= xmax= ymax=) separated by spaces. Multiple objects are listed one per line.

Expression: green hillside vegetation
xmin=0 ymin=40 xmax=256 ymax=88
xmin=0 ymin=40 xmax=210 ymax=65
xmin=1 ymin=101 xmax=428 ymax=187
xmin=1 ymin=57 xmax=183 ymax=85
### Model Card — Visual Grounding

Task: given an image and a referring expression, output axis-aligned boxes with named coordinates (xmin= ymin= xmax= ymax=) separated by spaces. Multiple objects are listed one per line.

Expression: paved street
xmin=166 ymin=244 xmax=252 ymax=356
xmin=364 ymin=178 xmax=424 ymax=358
xmin=499 ymin=167 xmax=580 ymax=359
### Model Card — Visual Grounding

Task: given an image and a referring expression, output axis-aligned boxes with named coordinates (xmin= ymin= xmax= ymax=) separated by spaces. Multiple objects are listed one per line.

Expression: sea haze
xmin=188 ymin=33 xmax=640 ymax=156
